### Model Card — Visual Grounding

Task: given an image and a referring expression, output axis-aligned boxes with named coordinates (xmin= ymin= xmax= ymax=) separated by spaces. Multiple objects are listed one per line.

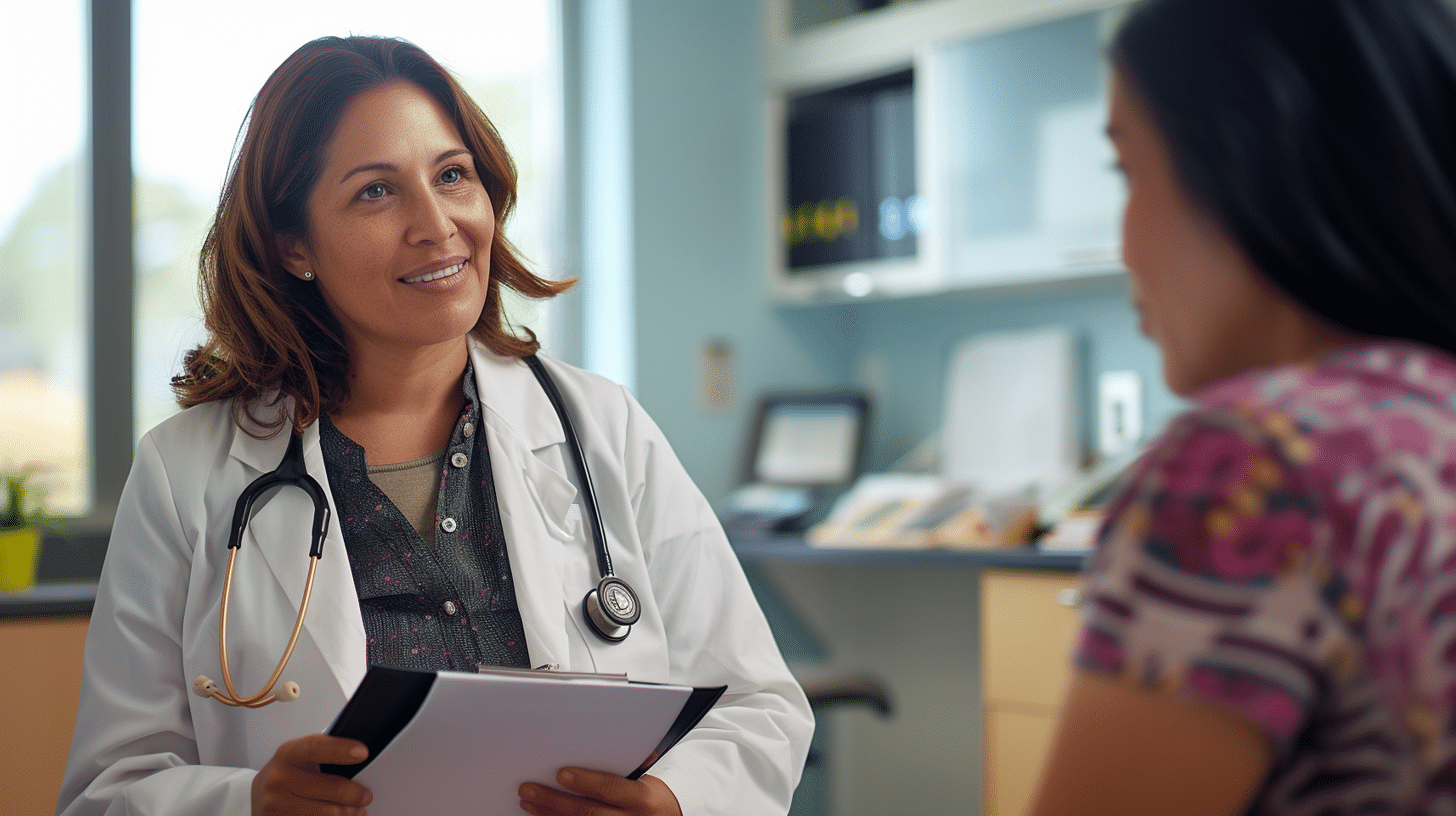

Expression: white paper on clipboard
xmin=940 ymin=326 xmax=1080 ymax=498
xmin=325 ymin=666 xmax=724 ymax=816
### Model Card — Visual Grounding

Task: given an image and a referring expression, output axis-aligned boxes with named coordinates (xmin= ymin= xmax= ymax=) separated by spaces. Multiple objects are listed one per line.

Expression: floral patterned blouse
xmin=1075 ymin=341 xmax=1456 ymax=815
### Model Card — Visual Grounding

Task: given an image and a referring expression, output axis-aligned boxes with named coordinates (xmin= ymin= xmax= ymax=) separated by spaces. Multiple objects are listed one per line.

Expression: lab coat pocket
xmin=514 ymin=450 xmax=580 ymax=542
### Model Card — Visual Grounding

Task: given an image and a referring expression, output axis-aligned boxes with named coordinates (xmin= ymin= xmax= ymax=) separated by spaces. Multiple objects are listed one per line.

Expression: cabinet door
xmin=984 ymin=704 xmax=1060 ymax=816
xmin=981 ymin=569 xmax=1082 ymax=708
xmin=927 ymin=9 xmax=1126 ymax=289
xmin=0 ymin=616 xmax=89 ymax=816
xmin=981 ymin=569 xmax=1082 ymax=816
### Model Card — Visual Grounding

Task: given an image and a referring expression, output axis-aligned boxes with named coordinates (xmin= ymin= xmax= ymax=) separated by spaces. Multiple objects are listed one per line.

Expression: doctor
xmin=59 ymin=35 xmax=812 ymax=816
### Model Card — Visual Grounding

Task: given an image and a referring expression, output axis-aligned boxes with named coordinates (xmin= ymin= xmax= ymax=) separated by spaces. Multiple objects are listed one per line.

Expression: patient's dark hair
xmin=1113 ymin=0 xmax=1456 ymax=355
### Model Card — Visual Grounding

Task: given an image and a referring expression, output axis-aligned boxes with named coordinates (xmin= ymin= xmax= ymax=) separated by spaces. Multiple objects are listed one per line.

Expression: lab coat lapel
xmin=469 ymin=343 xmax=574 ymax=670
xmin=227 ymin=413 xmax=367 ymax=701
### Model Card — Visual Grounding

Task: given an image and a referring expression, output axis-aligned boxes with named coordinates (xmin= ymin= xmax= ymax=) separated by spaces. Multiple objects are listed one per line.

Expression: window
xmin=0 ymin=2 xmax=89 ymax=514
xmin=1 ymin=1 xmax=563 ymax=521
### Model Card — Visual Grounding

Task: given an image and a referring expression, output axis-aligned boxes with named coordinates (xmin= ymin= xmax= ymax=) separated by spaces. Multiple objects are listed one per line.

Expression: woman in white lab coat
xmin=58 ymin=35 xmax=811 ymax=816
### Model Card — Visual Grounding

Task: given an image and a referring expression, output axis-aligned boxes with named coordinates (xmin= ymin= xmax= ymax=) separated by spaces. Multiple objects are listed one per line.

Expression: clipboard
xmin=323 ymin=665 xmax=725 ymax=815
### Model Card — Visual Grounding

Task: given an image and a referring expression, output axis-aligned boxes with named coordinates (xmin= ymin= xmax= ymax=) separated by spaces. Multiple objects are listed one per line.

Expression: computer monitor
xmin=742 ymin=390 xmax=871 ymax=488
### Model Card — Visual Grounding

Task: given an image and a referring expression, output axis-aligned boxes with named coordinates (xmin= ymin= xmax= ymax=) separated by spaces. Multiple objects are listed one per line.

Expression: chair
xmin=791 ymin=672 xmax=893 ymax=816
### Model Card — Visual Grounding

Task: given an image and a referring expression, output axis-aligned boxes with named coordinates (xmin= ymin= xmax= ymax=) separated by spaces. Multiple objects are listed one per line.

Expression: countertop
xmin=0 ymin=581 xmax=98 ymax=618
xmin=0 ymin=529 xmax=107 ymax=619
xmin=730 ymin=532 xmax=1088 ymax=570
xmin=0 ymin=531 xmax=1086 ymax=620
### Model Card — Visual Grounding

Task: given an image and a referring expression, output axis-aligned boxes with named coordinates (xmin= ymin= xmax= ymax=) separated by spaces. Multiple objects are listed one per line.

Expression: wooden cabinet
xmin=0 ymin=615 xmax=89 ymax=816
xmin=980 ymin=569 xmax=1082 ymax=816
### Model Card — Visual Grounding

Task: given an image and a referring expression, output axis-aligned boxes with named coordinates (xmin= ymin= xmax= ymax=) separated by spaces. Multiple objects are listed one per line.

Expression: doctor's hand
xmin=252 ymin=734 xmax=374 ymax=816
xmin=518 ymin=769 xmax=682 ymax=816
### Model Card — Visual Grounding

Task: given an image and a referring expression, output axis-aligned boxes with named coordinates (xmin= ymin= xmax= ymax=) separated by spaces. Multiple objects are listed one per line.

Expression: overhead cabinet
xmin=766 ymin=0 xmax=1129 ymax=303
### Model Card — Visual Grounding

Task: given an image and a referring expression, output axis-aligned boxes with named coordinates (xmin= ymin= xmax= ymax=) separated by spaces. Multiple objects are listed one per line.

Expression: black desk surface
xmin=0 ymin=582 xmax=98 ymax=619
xmin=730 ymin=533 xmax=1086 ymax=571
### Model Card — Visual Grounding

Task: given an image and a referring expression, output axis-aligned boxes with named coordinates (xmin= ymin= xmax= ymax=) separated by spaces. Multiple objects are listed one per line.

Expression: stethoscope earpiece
xmin=582 ymin=576 xmax=640 ymax=643
xmin=274 ymin=681 xmax=302 ymax=703
xmin=193 ymin=674 xmax=300 ymax=705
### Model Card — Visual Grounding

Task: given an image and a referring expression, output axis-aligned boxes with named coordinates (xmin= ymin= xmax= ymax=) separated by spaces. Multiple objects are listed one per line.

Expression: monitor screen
xmin=751 ymin=398 xmax=866 ymax=486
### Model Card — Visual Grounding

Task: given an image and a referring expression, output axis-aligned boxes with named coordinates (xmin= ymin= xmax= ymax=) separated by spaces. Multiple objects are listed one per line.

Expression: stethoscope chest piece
xmin=583 ymin=575 xmax=641 ymax=643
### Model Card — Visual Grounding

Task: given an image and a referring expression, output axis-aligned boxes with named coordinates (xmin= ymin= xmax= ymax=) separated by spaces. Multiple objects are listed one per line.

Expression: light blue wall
xmin=845 ymin=280 xmax=1182 ymax=473
xmin=617 ymin=0 xmax=859 ymax=509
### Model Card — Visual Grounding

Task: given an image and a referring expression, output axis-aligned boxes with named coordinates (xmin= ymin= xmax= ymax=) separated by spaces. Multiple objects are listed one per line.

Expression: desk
xmin=1 ymin=582 xmax=95 ymax=816
xmin=732 ymin=535 xmax=1086 ymax=816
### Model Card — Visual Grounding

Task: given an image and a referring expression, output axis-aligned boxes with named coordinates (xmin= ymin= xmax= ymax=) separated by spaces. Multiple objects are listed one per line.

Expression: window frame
xmin=89 ymin=0 xmax=135 ymax=523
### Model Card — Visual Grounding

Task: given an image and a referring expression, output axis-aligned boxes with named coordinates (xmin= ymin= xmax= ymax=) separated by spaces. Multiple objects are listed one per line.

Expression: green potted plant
xmin=0 ymin=466 xmax=48 ymax=591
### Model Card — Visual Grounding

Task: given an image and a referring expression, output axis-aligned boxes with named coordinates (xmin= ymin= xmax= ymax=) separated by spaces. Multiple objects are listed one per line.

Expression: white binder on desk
xmin=941 ymin=326 xmax=1080 ymax=499
xmin=323 ymin=665 xmax=724 ymax=816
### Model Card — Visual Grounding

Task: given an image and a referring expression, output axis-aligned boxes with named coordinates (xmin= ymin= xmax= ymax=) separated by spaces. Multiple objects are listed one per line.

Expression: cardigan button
xmin=440 ymin=517 xmax=458 ymax=533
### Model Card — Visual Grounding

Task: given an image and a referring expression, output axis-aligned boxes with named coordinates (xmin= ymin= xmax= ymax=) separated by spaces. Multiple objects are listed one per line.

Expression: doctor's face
xmin=282 ymin=80 xmax=495 ymax=357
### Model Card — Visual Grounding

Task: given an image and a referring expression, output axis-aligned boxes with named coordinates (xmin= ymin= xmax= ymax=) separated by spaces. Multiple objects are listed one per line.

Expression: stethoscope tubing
xmin=207 ymin=547 xmax=316 ymax=707
xmin=198 ymin=430 xmax=330 ymax=707
xmin=524 ymin=355 xmax=640 ymax=641
xmin=523 ymin=355 xmax=614 ymax=579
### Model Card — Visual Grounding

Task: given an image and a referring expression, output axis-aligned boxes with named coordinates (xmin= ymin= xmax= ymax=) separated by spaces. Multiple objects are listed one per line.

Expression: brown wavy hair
xmin=172 ymin=35 xmax=572 ymax=435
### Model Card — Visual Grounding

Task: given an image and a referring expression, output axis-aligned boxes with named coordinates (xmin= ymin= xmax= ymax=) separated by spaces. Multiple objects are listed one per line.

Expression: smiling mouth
xmin=402 ymin=261 xmax=465 ymax=284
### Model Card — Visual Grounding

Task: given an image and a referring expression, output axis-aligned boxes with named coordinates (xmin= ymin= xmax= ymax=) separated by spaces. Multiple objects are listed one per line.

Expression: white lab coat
xmin=58 ymin=340 xmax=812 ymax=816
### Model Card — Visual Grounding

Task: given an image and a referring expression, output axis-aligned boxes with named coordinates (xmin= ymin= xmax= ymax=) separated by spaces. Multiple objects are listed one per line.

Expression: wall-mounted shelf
xmin=763 ymin=0 xmax=1130 ymax=305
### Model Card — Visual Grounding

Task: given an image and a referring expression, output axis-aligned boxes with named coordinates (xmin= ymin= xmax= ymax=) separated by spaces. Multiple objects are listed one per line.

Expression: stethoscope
xmin=193 ymin=355 xmax=641 ymax=708
xmin=522 ymin=354 xmax=642 ymax=644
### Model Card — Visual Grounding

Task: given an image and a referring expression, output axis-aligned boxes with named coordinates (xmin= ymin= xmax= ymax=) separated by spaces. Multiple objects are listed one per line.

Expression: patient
xmin=1029 ymin=1 xmax=1456 ymax=814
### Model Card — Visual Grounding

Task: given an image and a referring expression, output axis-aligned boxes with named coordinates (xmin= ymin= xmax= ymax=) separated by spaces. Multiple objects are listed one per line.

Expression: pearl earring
xmin=303 ymin=270 xmax=314 ymax=280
